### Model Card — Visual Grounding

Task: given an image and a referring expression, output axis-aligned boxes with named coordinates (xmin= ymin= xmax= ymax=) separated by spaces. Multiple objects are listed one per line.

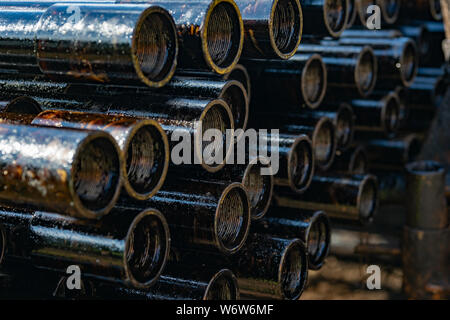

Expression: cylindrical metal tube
xmin=0 ymin=3 xmax=179 ymax=87
xmin=330 ymin=145 xmax=368 ymax=174
xmin=297 ymin=44 xmax=377 ymax=97
xmin=0 ymin=208 xmax=170 ymax=289
xmin=290 ymin=103 xmax=354 ymax=151
xmin=177 ymin=64 xmax=252 ymax=101
xmin=254 ymin=209 xmax=331 ymax=270
xmin=29 ymin=110 xmax=170 ymax=201
xmin=400 ymin=0 xmax=443 ymax=21
xmin=0 ymin=96 xmax=42 ymax=114
xmin=155 ymin=77 xmax=249 ymax=131
xmin=350 ymin=91 xmax=401 ymax=137
xmin=376 ymin=0 xmax=401 ymax=24
xmin=121 ymin=180 xmax=251 ymax=255
xmin=258 ymin=133 xmax=315 ymax=194
xmin=277 ymin=116 xmax=337 ymax=171
xmin=364 ymin=134 xmax=423 ymax=170
xmin=0 ymin=123 xmax=122 ymax=219
xmin=230 ymin=233 xmax=308 ymax=300
xmin=273 ymin=174 xmax=379 ymax=224
xmin=406 ymin=76 xmax=448 ymax=108
xmin=341 ymin=29 xmax=403 ymax=39
xmin=96 ymin=268 xmax=239 ymax=300
xmin=301 ymin=0 xmax=350 ymax=38
xmin=245 ymin=53 xmax=327 ymax=109
xmin=405 ymin=161 xmax=448 ymax=229
xmin=346 ymin=0 xmax=358 ymax=28
xmin=235 ymin=0 xmax=303 ymax=59
xmin=334 ymin=37 xmax=418 ymax=87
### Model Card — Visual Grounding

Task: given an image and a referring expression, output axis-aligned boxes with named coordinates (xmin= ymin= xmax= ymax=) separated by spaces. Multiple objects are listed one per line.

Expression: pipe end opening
xmin=280 ymin=240 xmax=308 ymax=300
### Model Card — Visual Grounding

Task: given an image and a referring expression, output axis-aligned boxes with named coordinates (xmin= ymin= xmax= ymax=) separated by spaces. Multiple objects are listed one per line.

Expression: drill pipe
xmin=346 ymin=0 xmax=357 ymax=28
xmin=256 ymin=115 xmax=336 ymax=171
xmin=405 ymin=76 xmax=448 ymax=108
xmin=155 ymin=77 xmax=249 ymax=131
xmin=254 ymin=209 xmax=331 ymax=270
xmin=0 ymin=96 xmax=41 ymax=114
xmin=257 ymin=133 xmax=315 ymax=194
xmin=177 ymin=64 xmax=252 ymax=101
xmin=0 ymin=208 xmax=170 ymax=289
xmin=96 ymin=268 xmax=239 ymax=300
xmin=333 ymin=37 xmax=419 ymax=88
xmin=120 ymin=180 xmax=251 ymax=255
xmin=245 ymin=53 xmax=327 ymax=109
xmin=301 ymin=0 xmax=350 ymax=38
xmin=400 ymin=0 xmax=443 ymax=21
xmin=330 ymin=145 xmax=368 ymax=174
xmin=411 ymin=21 xmax=446 ymax=67
xmin=288 ymin=103 xmax=355 ymax=151
xmin=0 ymin=122 xmax=122 ymax=219
xmin=29 ymin=110 xmax=170 ymax=201
xmin=364 ymin=134 xmax=423 ymax=171
xmin=405 ymin=161 xmax=448 ymax=229
xmin=229 ymin=233 xmax=308 ymax=300
xmin=273 ymin=174 xmax=379 ymax=224
xmin=0 ymin=3 xmax=178 ymax=87
xmin=170 ymin=156 xmax=274 ymax=220
xmin=350 ymin=91 xmax=401 ymax=138
xmin=235 ymin=0 xmax=303 ymax=59
xmin=296 ymin=44 xmax=377 ymax=97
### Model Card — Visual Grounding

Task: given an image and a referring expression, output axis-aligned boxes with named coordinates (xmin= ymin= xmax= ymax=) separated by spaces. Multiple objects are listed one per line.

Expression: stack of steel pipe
xmin=0 ymin=0 xmax=448 ymax=301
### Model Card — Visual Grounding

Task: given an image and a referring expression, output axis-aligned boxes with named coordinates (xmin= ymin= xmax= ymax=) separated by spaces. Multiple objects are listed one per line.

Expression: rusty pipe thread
xmin=242 ymin=157 xmax=274 ymax=220
xmin=29 ymin=110 xmax=169 ymax=201
xmin=0 ymin=123 xmax=122 ymax=219
xmin=271 ymin=0 xmax=303 ymax=58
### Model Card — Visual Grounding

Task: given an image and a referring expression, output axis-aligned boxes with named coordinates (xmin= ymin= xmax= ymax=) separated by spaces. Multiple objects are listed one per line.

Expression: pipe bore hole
xmin=357 ymin=49 xmax=376 ymax=94
xmin=222 ymin=83 xmax=247 ymax=130
xmin=126 ymin=213 xmax=168 ymax=286
xmin=324 ymin=0 xmax=347 ymax=35
xmin=384 ymin=96 xmax=400 ymax=134
xmin=134 ymin=10 xmax=177 ymax=84
xmin=281 ymin=241 xmax=307 ymax=300
xmin=205 ymin=270 xmax=238 ymax=300
xmin=127 ymin=125 xmax=166 ymax=197
xmin=4 ymin=97 xmax=42 ymax=115
xmin=314 ymin=120 xmax=335 ymax=167
xmin=359 ymin=178 xmax=377 ymax=220
xmin=206 ymin=2 xmax=241 ymax=69
xmin=303 ymin=57 xmax=325 ymax=106
xmin=401 ymin=42 xmax=417 ymax=84
xmin=351 ymin=149 xmax=368 ymax=174
xmin=290 ymin=138 xmax=313 ymax=191
xmin=243 ymin=163 xmax=272 ymax=219
xmin=217 ymin=187 xmax=249 ymax=252
xmin=307 ymin=214 xmax=330 ymax=269
xmin=272 ymin=0 xmax=301 ymax=55
xmin=74 ymin=137 xmax=120 ymax=213
xmin=336 ymin=106 xmax=353 ymax=149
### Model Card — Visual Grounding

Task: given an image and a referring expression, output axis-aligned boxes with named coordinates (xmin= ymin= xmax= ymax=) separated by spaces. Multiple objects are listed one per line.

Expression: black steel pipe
xmin=121 ymin=180 xmax=251 ymax=255
xmin=0 ymin=122 xmax=122 ymax=219
xmin=245 ymin=53 xmax=327 ymax=109
xmin=297 ymin=44 xmax=377 ymax=97
xmin=341 ymin=29 xmax=403 ymax=38
xmin=30 ymin=110 xmax=170 ymax=201
xmin=257 ymin=133 xmax=314 ymax=194
xmin=254 ymin=209 xmax=331 ymax=270
xmin=273 ymin=173 xmax=379 ymax=224
xmin=177 ymin=64 xmax=252 ymax=101
xmin=0 ymin=3 xmax=178 ymax=87
xmin=350 ymin=91 xmax=401 ymax=138
xmin=96 ymin=268 xmax=239 ymax=300
xmin=346 ymin=0 xmax=357 ymax=28
xmin=405 ymin=161 xmax=448 ymax=229
xmin=0 ymin=207 xmax=170 ymax=289
xmin=301 ymin=0 xmax=350 ymax=38
xmin=155 ymin=77 xmax=249 ymax=131
xmin=330 ymin=145 xmax=368 ymax=174
xmin=229 ymin=233 xmax=308 ymax=300
xmin=235 ymin=0 xmax=303 ymax=59
xmin=334 ymin=37 xmax=418 ymax=88
xmin=364 ymin=134 xmax=423 ymax=170
xmin=406 ymin=76 xmax=448 ymax=108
